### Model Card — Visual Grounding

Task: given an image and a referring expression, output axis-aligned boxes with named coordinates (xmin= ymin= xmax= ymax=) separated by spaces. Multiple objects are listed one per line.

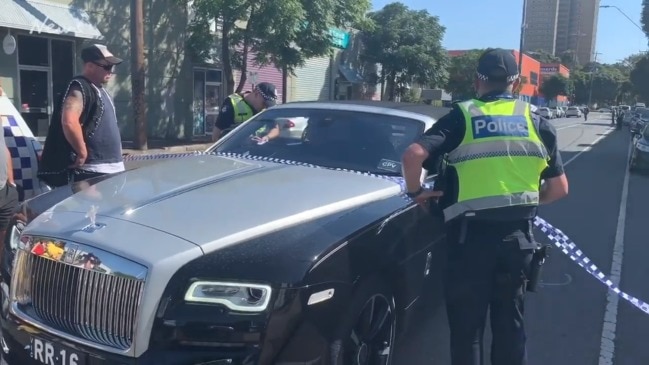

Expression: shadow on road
xmin=583 ymin=122 xmax=615 ymax=127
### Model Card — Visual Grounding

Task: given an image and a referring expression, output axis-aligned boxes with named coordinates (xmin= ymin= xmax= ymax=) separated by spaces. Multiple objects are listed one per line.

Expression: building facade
xmin=287 ymin=28 xmax=380 ymax=102
xmin=0 ymin=1 xmax=382 ymax=143
xmin=523 ymin=0 xmax=601 ymax=65
xmin=511 ymin=50 xmax=542 ymax=105
xmin=0 ymin=0 xmax=221 ymax=141
xmin=524 ymin=0 xmax=560 ymax=55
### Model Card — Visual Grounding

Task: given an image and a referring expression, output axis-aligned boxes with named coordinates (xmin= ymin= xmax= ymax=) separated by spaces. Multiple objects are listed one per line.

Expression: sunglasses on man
xmin=92 ymin=61 xmax=114 ymax=72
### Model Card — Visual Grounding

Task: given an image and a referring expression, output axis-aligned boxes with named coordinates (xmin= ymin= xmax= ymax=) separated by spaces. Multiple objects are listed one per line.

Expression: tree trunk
xmin=388 ymin=73 xmax=397 ymax=101
xmin=130 ymin=0 xmax=146 ymax=149
xmin=221 ymin=20 xmax=235 ymax=95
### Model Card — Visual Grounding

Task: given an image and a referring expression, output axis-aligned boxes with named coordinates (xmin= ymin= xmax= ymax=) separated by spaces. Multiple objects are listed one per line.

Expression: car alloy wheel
xmin=345 ymin=293 xmax=395 ymax=365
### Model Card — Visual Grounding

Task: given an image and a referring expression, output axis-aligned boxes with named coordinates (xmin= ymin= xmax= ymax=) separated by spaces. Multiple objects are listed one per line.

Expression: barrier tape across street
xmin=122 ymin=151 xmax=649 ymax=316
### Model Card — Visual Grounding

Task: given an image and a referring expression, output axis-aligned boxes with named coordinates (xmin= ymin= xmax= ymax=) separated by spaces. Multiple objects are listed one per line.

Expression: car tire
xmin=330 ymin=276 xmax=396 ymax=365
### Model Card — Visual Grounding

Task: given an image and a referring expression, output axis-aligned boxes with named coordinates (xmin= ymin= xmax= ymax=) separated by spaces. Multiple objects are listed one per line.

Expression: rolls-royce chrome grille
xmin=10 ymin=236 xmax=147 ymax=351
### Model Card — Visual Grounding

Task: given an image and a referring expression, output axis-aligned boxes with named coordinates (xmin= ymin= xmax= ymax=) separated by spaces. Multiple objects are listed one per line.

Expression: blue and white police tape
xmin=123 ymin=151 xmax=649 ymax=316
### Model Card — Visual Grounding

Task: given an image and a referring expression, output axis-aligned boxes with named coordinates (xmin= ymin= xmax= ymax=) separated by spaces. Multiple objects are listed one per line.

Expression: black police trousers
xmin=444 ymin=226 xmax=534 ymax=365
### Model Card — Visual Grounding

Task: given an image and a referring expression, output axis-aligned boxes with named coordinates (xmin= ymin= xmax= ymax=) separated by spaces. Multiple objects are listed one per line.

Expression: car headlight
xmin=8 ymin=222 xmax=26 ymax=253
xmin=184 ymin=281 xmax=272 ymax=312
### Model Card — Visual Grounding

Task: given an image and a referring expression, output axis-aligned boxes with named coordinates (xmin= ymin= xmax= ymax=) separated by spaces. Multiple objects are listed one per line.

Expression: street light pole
xmin=600 ymin=5 xmax=643 ymax=32
xmin=587 ymin=52 xmax=601 ymax=107
xmin=518 ymin=0 xmax=528 ymax=75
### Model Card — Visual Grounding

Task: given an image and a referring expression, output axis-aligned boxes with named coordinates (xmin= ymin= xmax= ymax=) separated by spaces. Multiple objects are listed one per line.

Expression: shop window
xmin=193 ymin=69 xmax=223 ymax=136
xmin=530 ymin=72 xmax=539 ymax=86
xmin=206 ymin=70 xmax=222 ymax=83
xmin=17 ymin=35 xmax=49 ymax=67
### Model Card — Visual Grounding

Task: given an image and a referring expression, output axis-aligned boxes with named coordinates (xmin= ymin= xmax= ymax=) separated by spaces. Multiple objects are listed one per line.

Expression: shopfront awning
xmin=338 ymin=63 xmax=365 ymax=84
xmin=0 ymin=0 xmax=103 ymax=39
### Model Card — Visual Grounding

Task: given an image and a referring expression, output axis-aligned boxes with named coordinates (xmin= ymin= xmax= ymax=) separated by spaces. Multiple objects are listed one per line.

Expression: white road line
xmin=563 ymin=127 xmax=615 ymax=166
xmin=556 ymin=122 xmax=585 ymax=130
xmin=598 ymin=139 xmax=632 ymax=365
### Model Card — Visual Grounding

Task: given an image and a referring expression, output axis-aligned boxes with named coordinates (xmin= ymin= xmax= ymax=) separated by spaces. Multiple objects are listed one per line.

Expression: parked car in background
xmin=629 ymin=124 xmax=649 ymax=172
xmin=566 ymin=106 xmax=583 ymax=118
xmin=0 ymin=101 xmax=452 ymax=365
xmin=630 ymin=108 xmax=649 ymax=134
xmin=553 ymin=107 xmax=565 ymax=118
xmin=538 ymin=107 xmax=553 ymax=119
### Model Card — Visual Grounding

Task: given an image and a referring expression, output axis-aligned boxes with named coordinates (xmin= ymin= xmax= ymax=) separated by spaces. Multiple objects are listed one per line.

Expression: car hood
xmin=37 ymin=154 xmax=403 ymax=253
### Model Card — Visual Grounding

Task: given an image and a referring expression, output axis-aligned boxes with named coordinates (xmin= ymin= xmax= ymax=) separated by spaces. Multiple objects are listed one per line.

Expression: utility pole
xmin=131 ymin=0 xmax=147 ymax=150
xmin=518 ymin=0 xmax=528 ymax=76
xmin=587 ymin=52 xmax=602 ymax=108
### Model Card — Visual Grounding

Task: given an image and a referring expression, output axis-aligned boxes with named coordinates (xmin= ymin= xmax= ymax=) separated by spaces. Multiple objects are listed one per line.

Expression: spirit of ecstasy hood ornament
xmin=82 ymin=205 xmax=104 ymax=233
xmin=86 ymin=205 xmax=98 ymax=226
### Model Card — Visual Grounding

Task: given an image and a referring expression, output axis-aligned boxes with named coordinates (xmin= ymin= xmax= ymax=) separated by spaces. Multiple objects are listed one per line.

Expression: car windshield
xmin=210 ymin=107 xmax=426 ymax=175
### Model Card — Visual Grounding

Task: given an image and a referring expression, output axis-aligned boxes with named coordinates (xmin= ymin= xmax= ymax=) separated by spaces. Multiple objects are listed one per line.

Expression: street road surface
xmin=394 ymin=112 xmax=649 ymax=365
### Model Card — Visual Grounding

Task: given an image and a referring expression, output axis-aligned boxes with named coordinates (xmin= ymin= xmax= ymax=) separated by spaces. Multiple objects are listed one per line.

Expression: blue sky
xmin=371 ymin=0 xmax=647 ymax=65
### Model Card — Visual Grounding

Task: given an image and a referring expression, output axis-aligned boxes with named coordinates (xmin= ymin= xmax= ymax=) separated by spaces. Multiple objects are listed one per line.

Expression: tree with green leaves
xmin=445 ymin=49 xmax=483 ymax=100
xmin=539 ymin=74 xmax=570 ymax=105
xmin=570 ymin=65 xmax=625 ymax=106
xmin=630 ymin=55 xmax=649 ymax=103
xmin=184 ymin=0 xmax=371 ymax=94
xmin=360 ymin=2 xmax=448 ymax=101
xmin=641 ymin=0 xmax=649 ymax=38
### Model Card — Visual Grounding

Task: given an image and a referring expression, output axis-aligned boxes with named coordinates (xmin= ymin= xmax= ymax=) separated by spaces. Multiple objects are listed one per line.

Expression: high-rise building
xmin=523 ymin=0 xmax=561 ymax=55
xmin=523 ymin=0 xmax=601 ymax=65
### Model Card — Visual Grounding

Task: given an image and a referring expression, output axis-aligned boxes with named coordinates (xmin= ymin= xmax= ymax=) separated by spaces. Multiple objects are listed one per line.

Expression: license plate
xmin=29 ymin=337 xmax=86 ymax=365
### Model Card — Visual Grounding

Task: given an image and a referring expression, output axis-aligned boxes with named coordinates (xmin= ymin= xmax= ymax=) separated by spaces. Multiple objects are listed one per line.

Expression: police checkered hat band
xmin=255 ymin=85 xmax=277 ymax=101
xmin=476 ymin=71 xmax=520 ymax=82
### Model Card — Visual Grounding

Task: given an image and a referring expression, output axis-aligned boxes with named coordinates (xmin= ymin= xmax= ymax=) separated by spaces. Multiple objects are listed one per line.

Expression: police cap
xmin=476 ymin=48 xmax=519 ymax=83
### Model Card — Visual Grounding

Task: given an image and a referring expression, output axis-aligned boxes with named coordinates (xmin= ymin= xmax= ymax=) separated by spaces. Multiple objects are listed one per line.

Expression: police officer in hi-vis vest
xmin=401 ymin=48 xmax=569 ymax=365
xmin=212 ymin=82 xmax=279 ymax=142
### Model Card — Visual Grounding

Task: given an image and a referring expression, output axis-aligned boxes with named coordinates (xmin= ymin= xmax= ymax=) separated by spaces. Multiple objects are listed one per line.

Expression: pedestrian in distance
xmin=401 ymin=48 xmax=570 ymax=365
xmin=38 ymin=44 xmax=125 ymax=187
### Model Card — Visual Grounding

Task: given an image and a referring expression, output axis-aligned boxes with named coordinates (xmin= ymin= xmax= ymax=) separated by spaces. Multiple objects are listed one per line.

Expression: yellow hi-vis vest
xmin=443 ymin=98 xmax=550 ymax=222
xmin=229 ymin=93 xmax=255 ymax=124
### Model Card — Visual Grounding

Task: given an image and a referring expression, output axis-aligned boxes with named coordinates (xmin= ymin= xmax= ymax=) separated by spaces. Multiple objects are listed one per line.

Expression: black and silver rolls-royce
xmin=0 ymin=101 xmax=450 ymax=365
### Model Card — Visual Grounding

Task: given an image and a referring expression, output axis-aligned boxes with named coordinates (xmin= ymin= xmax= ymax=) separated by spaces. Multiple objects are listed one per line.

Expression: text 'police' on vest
xmin=471 ymin=115 xmax=530 ymax=139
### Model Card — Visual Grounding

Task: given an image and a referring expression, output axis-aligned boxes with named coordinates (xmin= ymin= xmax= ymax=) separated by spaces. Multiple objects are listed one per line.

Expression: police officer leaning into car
xmin=212 ymin=82 xmax=280 ymax=142
xmin=401 ymin=48 xmax=569 ymax=365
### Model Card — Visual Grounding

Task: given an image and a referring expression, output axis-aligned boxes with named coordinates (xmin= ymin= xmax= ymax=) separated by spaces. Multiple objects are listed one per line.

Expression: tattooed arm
xmin=60 ymin=84 xmax=87 ymax=167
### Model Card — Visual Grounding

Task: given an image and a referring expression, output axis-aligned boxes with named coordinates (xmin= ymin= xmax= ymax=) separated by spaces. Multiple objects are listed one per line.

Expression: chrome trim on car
xmin=9 ymin=236 xmax=148 ymax=355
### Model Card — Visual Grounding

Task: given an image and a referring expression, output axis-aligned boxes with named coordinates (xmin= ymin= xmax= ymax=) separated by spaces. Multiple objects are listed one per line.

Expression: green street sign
xmin=329 ymin=28 xmax=351 ymax=49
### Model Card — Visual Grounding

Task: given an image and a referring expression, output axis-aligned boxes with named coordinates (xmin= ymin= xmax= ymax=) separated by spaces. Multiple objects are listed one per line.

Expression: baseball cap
xmin=476 ymin=48 xmax=519 ymax=82
xmin=255 ymin=82 xmax=278 ymax=107
xmin=81 ymin=44 xmax=123 ymax=65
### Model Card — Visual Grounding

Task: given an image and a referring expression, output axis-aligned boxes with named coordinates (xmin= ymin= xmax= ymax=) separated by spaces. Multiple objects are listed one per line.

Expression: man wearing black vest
xmin=38 ymin=44 xmax=125 ymax=187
